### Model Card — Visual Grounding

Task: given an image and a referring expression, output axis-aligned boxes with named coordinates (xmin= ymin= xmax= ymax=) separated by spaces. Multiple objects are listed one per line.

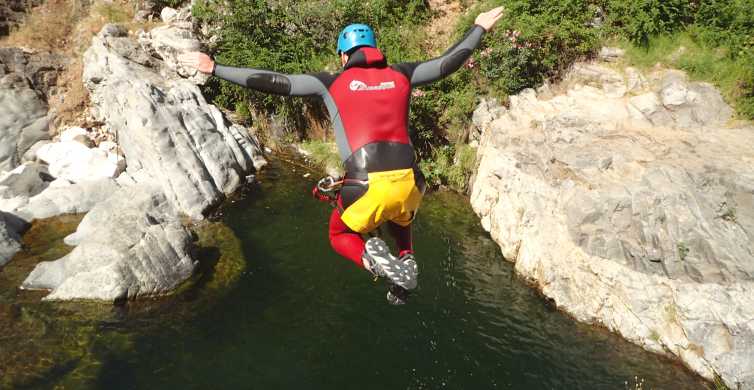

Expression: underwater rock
xmin=22 ymin=184 xmax=196 ymax=301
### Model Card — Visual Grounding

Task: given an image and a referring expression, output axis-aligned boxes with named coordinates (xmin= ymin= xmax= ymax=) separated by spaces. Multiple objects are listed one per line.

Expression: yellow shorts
xmin=340 ymin=168 xmax=423 ymax=234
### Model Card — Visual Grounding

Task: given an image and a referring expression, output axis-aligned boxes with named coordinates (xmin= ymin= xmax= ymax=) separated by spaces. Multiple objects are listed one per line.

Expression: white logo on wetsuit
xmin=349 ymin=80 xmax=395 ymax=91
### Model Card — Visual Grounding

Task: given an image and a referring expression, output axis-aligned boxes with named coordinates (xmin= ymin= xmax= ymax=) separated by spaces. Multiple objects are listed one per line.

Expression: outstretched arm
xmin=393 ymin=6 xmax=505 ymax=87
xmin=178 ymin=52 xmax=329 ymax=97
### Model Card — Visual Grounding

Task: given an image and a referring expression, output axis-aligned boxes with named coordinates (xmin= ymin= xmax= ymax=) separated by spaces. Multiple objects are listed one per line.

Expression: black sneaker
xmin=386 ymin=284 xmax=409 ymax=305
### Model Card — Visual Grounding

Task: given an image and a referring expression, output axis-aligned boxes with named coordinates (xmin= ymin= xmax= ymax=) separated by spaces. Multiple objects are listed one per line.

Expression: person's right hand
xmin=475 ymin=6 xmax=505 ymax=31
xmin=178 ymin=52 xmax=215 ymax=74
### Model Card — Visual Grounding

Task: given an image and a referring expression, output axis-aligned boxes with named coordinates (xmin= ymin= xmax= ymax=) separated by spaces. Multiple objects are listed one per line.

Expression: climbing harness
xmin=312 ymin=176 xmax=343 ymax=206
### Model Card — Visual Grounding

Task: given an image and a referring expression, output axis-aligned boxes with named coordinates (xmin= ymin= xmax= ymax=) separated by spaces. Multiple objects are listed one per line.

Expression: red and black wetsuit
xmin=213 ymin=25 xmax=485 ymax=267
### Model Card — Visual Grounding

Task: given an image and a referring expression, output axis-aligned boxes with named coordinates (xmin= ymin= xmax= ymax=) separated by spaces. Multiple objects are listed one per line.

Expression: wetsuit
xmin=213 ymin=25 xmax=485 ymax=267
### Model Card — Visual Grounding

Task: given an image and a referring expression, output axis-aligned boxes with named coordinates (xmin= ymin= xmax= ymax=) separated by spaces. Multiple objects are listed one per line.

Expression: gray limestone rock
xmin=0 ymin=0 xmax=43 ymax=36
xmin=470 ymin=62 xmax=754 ymax=388
xmin=83 ymin=24 xmax=265 ymax=219
xmin=0 ymin=74 xmax=50 ymax=172
xmin=16 ymin=178 xmax=120 ymax=221
xmin=0 ymin=211 xmax=26 ymax=267
xmin=0 ymin=47 xmax=66 ymax=95
xmin=0 ymin=48 xmax=65 ymax=172
xmin=471 ymin=97 xmax=506 ymax=146
xmin=21 ymin=184 xmax=197 ymax=301
xmin=598 ymin=47 xmax=625 ymax=62
xmin=0 ymin=162 xmax=49 ymax=200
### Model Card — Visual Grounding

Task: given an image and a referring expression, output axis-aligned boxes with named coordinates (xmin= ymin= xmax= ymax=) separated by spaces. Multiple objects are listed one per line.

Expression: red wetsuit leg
xmin=329 ymin=207 xmax=366 ymax=267
xmin=387 ymin=221 xmax=413 ymax=256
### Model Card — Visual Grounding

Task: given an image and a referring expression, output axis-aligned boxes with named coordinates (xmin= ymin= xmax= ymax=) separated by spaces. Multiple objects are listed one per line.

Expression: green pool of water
xmin=0 ymin=159 xmax=707 ymax=389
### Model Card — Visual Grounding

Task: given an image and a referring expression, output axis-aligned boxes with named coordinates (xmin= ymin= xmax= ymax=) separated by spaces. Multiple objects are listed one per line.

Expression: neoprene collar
xmin=343 ymin=47 xmax=388 ymax=70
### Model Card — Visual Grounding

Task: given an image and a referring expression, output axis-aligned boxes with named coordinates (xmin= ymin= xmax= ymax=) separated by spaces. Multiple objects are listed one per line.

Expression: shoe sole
xmin=365 ymin=238 xmax=418 ymax=290
xmin=386 ymin=290 xmax=407 ymax=305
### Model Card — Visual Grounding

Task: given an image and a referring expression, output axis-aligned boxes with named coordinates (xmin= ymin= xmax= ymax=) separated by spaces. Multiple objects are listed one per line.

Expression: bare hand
xmin=178 ymin=52 xmax=215 ymax=74
xmin=475 ymin=6 xmax=505 ymax=31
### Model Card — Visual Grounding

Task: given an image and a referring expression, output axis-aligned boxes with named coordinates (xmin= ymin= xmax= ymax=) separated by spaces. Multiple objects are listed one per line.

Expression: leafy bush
xmin=609 ymin=0 xmax=754 ymax=118
xmin=602 ymin=0 xmax=697 ymax=46
xmin=419 ymin=144 xmax=477 ymax=191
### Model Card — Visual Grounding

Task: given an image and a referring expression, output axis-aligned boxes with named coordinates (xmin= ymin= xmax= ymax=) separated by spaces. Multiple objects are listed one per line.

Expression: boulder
xmin=21 ymin=139 xmax=50 ymax=163
xmin=0 ymin=47 xmax=66 ymax=96
xmin=470 ymin=62 xmax=754 ymax=388
xmin=0 ymin=162 xmax=49 ymax=200
xmin=0 ymin=47 xmax=66 ymax=171
xmin=0 ymin=162 xmax=50 ymax=214
xmin=83 ymin=24 xmax=266 ymax=219
xmin=0 ymin=160 xmax=118 ymax=221
xmin=21 ymin=184 xmax=197 ymax=301
xmin=0 ymin=211 xmax=26 ymax=267
xmin=0 ymin=0 xmax=43 ymax=36
xmin=0 ymin=74 xmax=50 ymax=172
xmin=160 ymin=7 xmax=179 ymax=23
xmin=132 ymin=0 xmax=160 ymax=21
xmin=15 ymin=178 xmax=120 ymax=221
xmin=598 ymin=47 xmax=625 ymax=62
xmin=470 ymin=97 xmax=506 ymax=146
xmin=36 ymin=141 xmax=124 ymax=183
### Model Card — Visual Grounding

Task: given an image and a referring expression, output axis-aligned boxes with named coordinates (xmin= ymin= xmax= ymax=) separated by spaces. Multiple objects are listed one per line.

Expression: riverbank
xmin=470 ymin=54 xmax=754 ymax=388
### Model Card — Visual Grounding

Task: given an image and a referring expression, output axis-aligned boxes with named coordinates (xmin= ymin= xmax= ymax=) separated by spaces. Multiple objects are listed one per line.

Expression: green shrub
xmin=613 ymin=0 xmax=754 ymax=119
xmin=419 ymin=144 xmax=477 ymax=191
xmin=602 ymin=0 xmax=696 ymax=46
xmin=298 ymin=140 xmax=342 ymax=173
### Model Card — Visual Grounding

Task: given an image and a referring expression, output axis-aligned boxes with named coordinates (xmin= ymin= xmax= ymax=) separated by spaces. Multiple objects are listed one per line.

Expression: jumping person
xmin=180 ymin=7 xmax=504 ymax=304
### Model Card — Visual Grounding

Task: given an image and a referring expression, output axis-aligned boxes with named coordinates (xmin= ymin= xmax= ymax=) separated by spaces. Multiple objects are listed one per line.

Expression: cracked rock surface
xmin=470 ymin=62 xmax=754 ymax=388
xmin=21 ymin=184 xmax=195 ymax=301
xmin=17 ymin=8 xmax=266 ymax=301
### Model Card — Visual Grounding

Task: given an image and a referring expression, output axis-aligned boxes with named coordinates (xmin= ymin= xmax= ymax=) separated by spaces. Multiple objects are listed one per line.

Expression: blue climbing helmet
xmin=337 ymin=24 xmax=377 ymax=55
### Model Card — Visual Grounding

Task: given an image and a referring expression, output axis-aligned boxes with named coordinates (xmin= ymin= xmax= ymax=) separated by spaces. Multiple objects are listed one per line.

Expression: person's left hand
xmin=178 ymin=52 xmax=215 ymax=74
xmin=475 ymin=6 xmax=505 ymax=31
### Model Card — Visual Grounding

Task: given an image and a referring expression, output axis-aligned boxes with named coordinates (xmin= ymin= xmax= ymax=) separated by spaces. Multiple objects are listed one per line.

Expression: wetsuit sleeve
xmin=212 ymin=64 xmax=330 ymax=97
xmin=392 ymin=25 xmax=485 ymax=87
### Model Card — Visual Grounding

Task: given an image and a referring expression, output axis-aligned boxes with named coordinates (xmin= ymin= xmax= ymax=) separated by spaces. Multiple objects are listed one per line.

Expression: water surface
xmin=0 ymin=159 xmax=707 ymax=389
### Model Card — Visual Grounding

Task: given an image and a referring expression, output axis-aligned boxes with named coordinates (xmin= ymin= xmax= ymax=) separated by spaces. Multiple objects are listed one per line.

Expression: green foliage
xmin=602 ymin=0 xmax=696 ymax=47
xmin=298 ymin=140 xmax=342 ymax=172
xmin=157 ymin=0 xmax=186 ymax=8
xmin=613 ymin=0 xmax=754 ymax=119
xmin=419 ymin=144 xmax=477 ymax=191
xmin=457 ymin=0 xmax=600 ymax=93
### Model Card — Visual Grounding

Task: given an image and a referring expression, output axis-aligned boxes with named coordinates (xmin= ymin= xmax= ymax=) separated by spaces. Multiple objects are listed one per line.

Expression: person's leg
xmin=328 ymin=207 xmax=366 ymax=267
xmin=387 ymin=221 xmax=413 ymax=257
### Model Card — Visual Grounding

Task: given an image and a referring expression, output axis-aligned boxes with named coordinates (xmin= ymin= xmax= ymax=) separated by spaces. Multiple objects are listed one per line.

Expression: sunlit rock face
xmin=83 ymin=21 xmax=265 ymax=219
xmin=19 ymin=6 xmax=266 ymax=301
xmin=470 ymin=59 xmax=754 ymax=389
xmin=22 ymin=183 xmax=196 ymax=301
